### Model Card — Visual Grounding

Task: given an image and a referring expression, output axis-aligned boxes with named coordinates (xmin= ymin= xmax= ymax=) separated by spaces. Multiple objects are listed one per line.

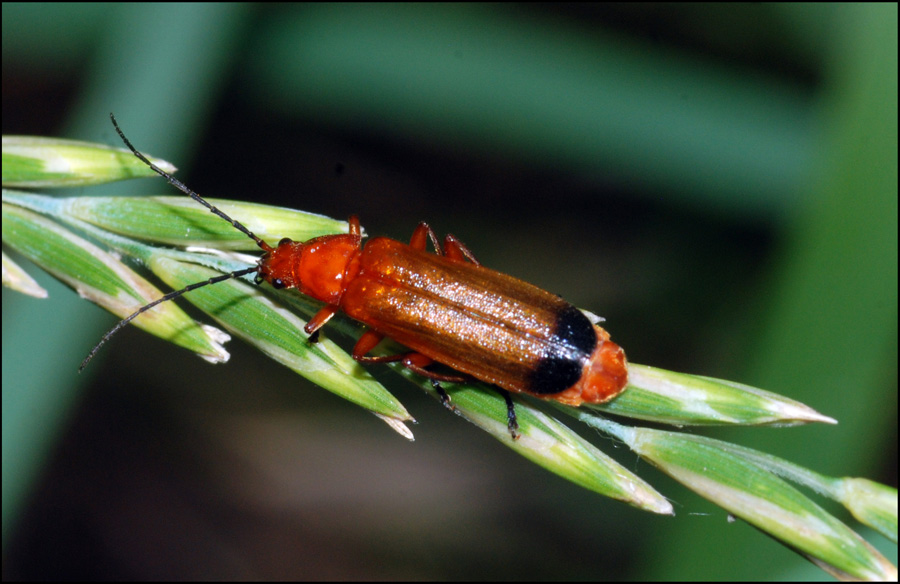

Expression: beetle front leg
xmin=304 ymin=304 xmax=341 ymax=341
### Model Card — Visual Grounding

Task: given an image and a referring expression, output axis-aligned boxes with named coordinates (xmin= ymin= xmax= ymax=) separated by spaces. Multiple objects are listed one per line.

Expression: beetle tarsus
xmin=499 ymin=390 xmax=520 ymax=440
xmin=432 ymin=379 xmax=455 ymax=411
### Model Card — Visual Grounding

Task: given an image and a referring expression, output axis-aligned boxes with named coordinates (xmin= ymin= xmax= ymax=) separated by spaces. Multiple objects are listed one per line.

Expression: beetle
xmin=85 ymin=114 xmax=629 ymax=437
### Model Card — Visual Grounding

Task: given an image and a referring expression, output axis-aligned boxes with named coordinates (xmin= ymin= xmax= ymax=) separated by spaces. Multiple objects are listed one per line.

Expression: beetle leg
xmin=346 ymin=215 xmax=362 ymax=237
xmin=430 ymin=379 xmax=456 ymax=412
xmin=304 ymin=305 xmax=340 ymax=337
xmin=498 ymin=390 xmax=520 ymax=440
xmin=432 ymin=382 xmax=518 ymax=440
xmin=351 ymin=324 xmax=519 ymax=438
xmin=409 ymin=222 xmax=443 ymax=254
xmin=355 ymin=348 xmax=468 ymax=382
xmin=443 ymin=234 xmax=480 ymax=265
xmin=401 ymin=353 xmax=468 ymax=383
xmin=410 ymin=222 xmax=480 ymax=264
xmin=352 ymin=332 xmax=469 ymax=384
xmin=350 ymin=329 xmax=386 ymax=359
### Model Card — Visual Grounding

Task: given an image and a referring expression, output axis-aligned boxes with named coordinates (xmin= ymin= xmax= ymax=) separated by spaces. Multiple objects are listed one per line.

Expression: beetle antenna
xmin=109 ymin=113 xmax=273 ymax=253
xmin=79 ymin=265 xmax=259 ymax=371
xmin=81 ymin=115 xmax=276 ymax=370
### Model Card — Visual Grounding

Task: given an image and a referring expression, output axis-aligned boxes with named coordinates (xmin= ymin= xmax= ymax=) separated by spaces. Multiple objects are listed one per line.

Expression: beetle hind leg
xmin=351 ymin=328 xmax=518 ymax=440
xmin=498 ymin=390 xmax=520 ymax=440
xmin=431 ymin=379 xmax=456 ymax=412
xmin=352 ymin=330 xmax=468 ymax=382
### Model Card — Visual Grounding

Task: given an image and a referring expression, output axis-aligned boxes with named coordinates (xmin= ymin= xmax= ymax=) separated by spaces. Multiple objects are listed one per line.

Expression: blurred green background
xmin=2 ymin=3 xmax=896 ymax=580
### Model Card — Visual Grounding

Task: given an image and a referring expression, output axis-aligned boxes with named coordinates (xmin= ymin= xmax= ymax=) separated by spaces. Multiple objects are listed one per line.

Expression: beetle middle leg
xmin=441 ymin=234 xmax=480 ymax=264
xmin=352 ymin=330 xmax=467 ymax=381
xmin=408 ymin=223 xmax=480 ymax=265
xmin=352 ymin=329 xmax=519 ymax=439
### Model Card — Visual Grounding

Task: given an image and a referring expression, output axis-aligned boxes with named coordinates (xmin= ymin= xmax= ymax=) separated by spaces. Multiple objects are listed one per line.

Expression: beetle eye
xmin=271 ymin=278 xmax=285 ymax=289
xmin=278 ymin=237 xmax=293 ymax=247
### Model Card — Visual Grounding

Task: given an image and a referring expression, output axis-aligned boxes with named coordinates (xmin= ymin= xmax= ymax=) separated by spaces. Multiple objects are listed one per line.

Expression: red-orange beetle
xmin=86 ymin=115 xmax=629 ymax=436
